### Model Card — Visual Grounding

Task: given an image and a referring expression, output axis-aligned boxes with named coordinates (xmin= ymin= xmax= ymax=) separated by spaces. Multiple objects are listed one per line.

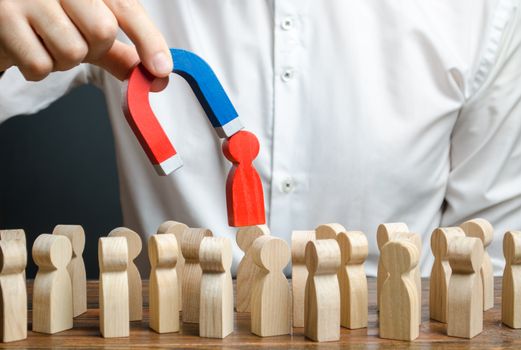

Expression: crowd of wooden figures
xmin=0 ymin=218 xmax=519 ymax=343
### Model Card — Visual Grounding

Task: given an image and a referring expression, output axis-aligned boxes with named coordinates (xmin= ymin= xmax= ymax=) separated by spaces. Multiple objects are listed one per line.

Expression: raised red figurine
xmin=222 ymin=131 xmax=266 ymax=227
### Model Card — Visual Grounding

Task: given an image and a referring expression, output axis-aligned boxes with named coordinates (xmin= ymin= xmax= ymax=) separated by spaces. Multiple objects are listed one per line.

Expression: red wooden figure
xmin=222 ymin=131 xmax=266 ymax=227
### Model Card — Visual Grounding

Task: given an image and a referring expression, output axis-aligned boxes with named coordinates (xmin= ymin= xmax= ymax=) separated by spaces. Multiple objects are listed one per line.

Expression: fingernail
xmin=152 ymin=52 xmax=172 ymax=76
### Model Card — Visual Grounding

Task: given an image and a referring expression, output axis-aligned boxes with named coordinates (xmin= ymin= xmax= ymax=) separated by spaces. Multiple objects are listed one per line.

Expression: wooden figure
xmin=157 ymin=220 xmax=187 ymax=310
xmin=250 ymin=236 xmax=291 ymax=337
xmin=0 ymin=229 xmax=25 ymax=244
xmin=123 ymin=48 xmax=243 ymax=176
xmin=447 ymin=236 xmax=484 ymax=338
xmin=460 ymin=218 xmax=494 ymax=311
xmin=337 ymin=231 xmax=368 ymax=329
xmin=0 ymin=239 xmax=27 ymax=342
xmin=379 ymin=239 xmax=419 ymax=341
xmin=315 ymin=223 xmax=346 ymax=239
xmin=222 ymin=130 xmax=266 ymax=227
xmin=236 ymin=225 xmax=270 ymax=312
xmin=429 ymin=227 xmax=465 ymax=323
xmin=199 ymin=237 xmax=234 ymax=338
xmin=0 ymin=229 xmax=26 ymax=281
xmin=32 ymin=234 xmax=73 ymax=334
xmin=502 ymin=230 xmax=521 ymax=328
xmin=304 ymin=239 xmax=341 ymax=342
xmin=376 ymin=223 xmax=409 ymax=310
xmin=394 ymin=232 xmax=422 ymax=324
xmin=98 ymin=236 xmax=129 ymax=338
xmin=52 ymin=225 xmax=87 ymax=317
xmin=181 ymin=228 xmax=213 ymax=323
xmin=148 ymin=233 xmax=179 ymax=334
xmin=108 ymin=227 xmax=143 ymax=321
xmin=291 ymin=230 xmax=316 ymax=327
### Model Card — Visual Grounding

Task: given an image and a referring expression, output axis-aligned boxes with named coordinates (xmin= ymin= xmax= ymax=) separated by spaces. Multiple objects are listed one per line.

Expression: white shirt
xmin=1 ymin=0 xmax=521 ymax=276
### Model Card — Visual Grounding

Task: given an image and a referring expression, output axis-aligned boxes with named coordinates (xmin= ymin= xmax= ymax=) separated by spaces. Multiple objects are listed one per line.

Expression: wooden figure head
xmin=504 ymin=231 xmax=521 ymax=266
xmin=315 ymin=223 xmax=346 ymax=240
xmin=337 ymin=231 xmax=368 ymax=266
xmin=32 ymin=234 xmax=72 ymax=271
xmin=305 ymin=239 xmax=341 ymax=276
xmin=0 ymin=229 xmax=26 ymax=244
xmin=237 ymin=225 xmax=270 ymax=252
xmin=53 ymin=225 xmax=85 ymax=258
xmin=377 ymin=223 xmax=409 ymax=250
xmin=448 ymin=237 xmax=484 ymax=274
xmin=108 ymin=228 xmax=142 ymax=261
xmin=0 ymin=239 xmax=26 ymax=275
xmin=381 ymin=240 xmax=419 ymax=276
xmin=460 ymin=219 xmax=493 ymax=248
xmin=98 ymin=237 xmax=128 ymax=273
xmin=181 ymin=228 xmax=213 ymax=261
xmin=291 ymin=231 xmax=316 ymax=264
xmin=431 ymin=227 xmax=465 ymax=260
xmin=252 ymin=236 xmax=290 ymax=273
xmin=157 ymin=221 xmax=188 ymax=236
xmin=200 ymin=237 xmax=232 ymax=273
xmin=149 ymin=234 xmax=178 ymax=270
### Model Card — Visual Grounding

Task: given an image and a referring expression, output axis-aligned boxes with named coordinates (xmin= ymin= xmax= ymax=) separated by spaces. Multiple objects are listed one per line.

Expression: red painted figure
xmin=222 ymin=131 xmax=266 ymax=227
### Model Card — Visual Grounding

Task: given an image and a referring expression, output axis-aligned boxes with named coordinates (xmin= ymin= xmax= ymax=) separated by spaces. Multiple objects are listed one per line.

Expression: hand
xmin=0 ymin=0 xmax=173 ymax=81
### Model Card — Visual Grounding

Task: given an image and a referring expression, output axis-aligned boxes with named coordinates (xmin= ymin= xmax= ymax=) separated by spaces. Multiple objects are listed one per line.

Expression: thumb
xmin=90 ymin=40 xmax=169 ymax=92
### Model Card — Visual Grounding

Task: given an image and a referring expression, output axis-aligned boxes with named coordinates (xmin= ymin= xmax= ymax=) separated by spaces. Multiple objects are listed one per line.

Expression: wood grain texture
xmin=394 ymin=232 xmax=422 ymax=324
xmin=429 ymin=227 xmax=465 ymax=323
xmin=447 ymin=236 xmax=484 ymax=339
xmin=376 ymin=223 xmax=409 ymax=311
xmin=148 ymin=234 xmax=179 ymax=334
xmin=199 ymin=237 xmax=234 ymax=338
xmin=180 ymin=228 xmax=213 ymax=323
xmin=304 ymin=239 xmax=341 ymax=342
xmin=250 ymin=236 xmax=291 ymax=337
xmin=32 ymin=234 xmax=73 ymax=334
xmin=98 ymin=236 xmax=129 ymax=338
xmin=379 ymin=239 xmax=419 ymax=341
xmin=2 ymin=278 xmax=520 ymax=348
xmin=0 ymin=229 xmax=26 ymax=281
xmin=157 ymin=220 xmax=187 ymax=311
xmin=291 ymin=230 xmax=316 ymax=327
xmin=52 ymin=225 xmax=87 ymax=318
xmin=236 ymin=225 xmax=270 ymax=313
xmin=502 ymin=231 xmax=521 ymax=328
xmin=315 ymin=223 xmax=346 ymax=240
xmin=222 ymin=130 xmax=266 ymax=227
xmin=337 ymin=231 xmax=368 ymax=329
xmin=0 ymin=239 xmax=27 ymax=342
xmin=460 ymin=218 xmax=494 ymax=311
xmin=108 ymin=228 xmax=143 ymax=321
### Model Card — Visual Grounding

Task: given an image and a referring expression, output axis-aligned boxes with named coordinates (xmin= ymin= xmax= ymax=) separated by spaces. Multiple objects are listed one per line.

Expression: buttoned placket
xmin=269 ymin=0 xmax=309 ymax=234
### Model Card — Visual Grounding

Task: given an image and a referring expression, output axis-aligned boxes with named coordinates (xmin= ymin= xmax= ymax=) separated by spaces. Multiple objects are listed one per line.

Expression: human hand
xmin=0 ymin=0 xmax=172 ymax=81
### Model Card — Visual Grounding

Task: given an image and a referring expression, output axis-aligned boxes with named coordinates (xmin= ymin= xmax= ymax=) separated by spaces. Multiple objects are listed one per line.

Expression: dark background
xmin=0 ymin=85 xmax=123 ymax=278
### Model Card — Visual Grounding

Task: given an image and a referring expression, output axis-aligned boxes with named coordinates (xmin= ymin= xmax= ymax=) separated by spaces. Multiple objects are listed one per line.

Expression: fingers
xmin=91 ymin=39 xmax=139 ymax=81
xmin=103 ymin=0 xmax=172 ymax=78
xmin=0 ymin=6 xmax=53 ymax=80
xmin=60 ymin=0 xmax=118 ymax=62
xmin=92 ymin=40 xmax=168 ymax=90
xmin=26 ymin=0 xmax=88 ymax=72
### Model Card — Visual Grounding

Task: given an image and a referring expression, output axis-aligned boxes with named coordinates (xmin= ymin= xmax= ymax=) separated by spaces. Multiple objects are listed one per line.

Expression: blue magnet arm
xmin=170 ymin=48 xmax=243 ymax=138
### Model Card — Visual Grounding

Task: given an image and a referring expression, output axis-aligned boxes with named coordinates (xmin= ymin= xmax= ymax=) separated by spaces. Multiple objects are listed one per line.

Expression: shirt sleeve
xmin=0 ymin=64 xmax=91 ymax=123
xmin=441 ymin=0 xmax=521 ymax=273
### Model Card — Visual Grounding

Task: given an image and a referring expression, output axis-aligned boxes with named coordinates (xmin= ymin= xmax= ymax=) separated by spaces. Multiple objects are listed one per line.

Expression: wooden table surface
xmin=1 ymin=277 xmax=519 ymax=349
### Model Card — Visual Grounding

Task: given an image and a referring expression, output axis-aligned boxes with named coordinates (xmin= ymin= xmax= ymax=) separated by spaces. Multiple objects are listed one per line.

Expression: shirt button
xmin=281 ymin=17 xmax=294 ymax=30
xmin=281 ymin=178 xmax=295 ymax=193
xmin=281 ymin=69 xmax=295 ymax=82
